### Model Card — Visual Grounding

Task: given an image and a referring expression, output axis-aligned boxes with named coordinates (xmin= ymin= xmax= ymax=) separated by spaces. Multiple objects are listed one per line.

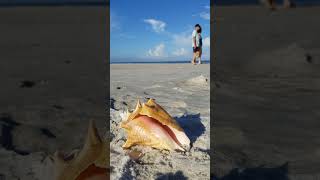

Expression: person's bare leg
xmin=283 ymin=0 xmax=294 ymax=8
xmin=195 ymin=51 xmax=200 ymax=64
xmin=261 ymin=0 xmax=276 ymax=10
xmin=197 ymin=57 xmax=201 ymax=64
xmin=197 ymin=48 xmax=202 ymax=64
xmin=191 ymin=53 xmax=196 ymax=65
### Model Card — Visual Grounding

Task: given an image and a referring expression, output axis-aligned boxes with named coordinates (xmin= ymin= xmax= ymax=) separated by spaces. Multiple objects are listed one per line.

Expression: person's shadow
xmin=156 ymin=171 xmax=188 ymax=180
xmin=174 ymin=113 xmax=206 ymax=145
xmin=212 ymin=162 xmax=289 ymax=180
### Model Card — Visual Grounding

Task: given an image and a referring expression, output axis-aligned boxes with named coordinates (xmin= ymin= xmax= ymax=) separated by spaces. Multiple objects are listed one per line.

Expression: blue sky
xmin=110 ymin=0 xmax=210 ymax=62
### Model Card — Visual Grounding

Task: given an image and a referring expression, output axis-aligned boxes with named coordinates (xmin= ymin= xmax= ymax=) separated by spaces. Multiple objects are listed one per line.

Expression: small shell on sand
xmin=127 ymin=149 xmax=144 ymax=162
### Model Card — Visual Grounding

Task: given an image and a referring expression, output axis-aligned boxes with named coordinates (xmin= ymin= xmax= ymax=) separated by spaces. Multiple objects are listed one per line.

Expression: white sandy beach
xmin=110 ymin=63 xmax=210 ymax=179
xmin=213 ymin=6 xmax=320 ymax=180
xmin=0 ymin=6 xmax=107 ymax=179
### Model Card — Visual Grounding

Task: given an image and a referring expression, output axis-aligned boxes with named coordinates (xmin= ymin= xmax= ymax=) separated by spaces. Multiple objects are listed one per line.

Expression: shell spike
xmin=84 ymin=120 xmax=102 ymax=147
xmin=53 ymin=151 xmax=66 ymax=166
xmin=146 ymin=98 xmax=155 ymax=104
xmin=120 ymin=109 xmax=130 ymax=121
xmin=135 ymin=99 xmax=142 ymax=110
xmin=122 ymin=139 xmax=134 ymax=149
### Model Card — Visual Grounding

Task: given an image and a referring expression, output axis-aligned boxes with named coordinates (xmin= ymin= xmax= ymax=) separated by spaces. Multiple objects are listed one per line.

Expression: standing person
xmin=261 ymin=0 xmax=295 ymax=10
xmin=197 ymin=27 xmax=203 ymax=64
xmin=191 ymin=24 xmax=203 ymax=65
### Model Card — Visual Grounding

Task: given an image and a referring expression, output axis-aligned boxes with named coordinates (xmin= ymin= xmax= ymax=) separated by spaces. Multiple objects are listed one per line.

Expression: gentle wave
xmin=110 ymin=60 xmax=211 ymax=64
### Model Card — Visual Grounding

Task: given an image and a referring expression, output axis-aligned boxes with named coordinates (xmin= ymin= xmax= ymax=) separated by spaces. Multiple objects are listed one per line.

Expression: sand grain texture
xmin=213 ymin=6 xmax=320 ymax=179
xmin=0 ymin=6 xmax=107 ymax=179
xmin=110 ymin=64 xmax=210 ymax=179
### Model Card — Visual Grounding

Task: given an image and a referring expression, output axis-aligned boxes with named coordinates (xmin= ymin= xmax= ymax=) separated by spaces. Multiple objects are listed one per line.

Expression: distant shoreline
xmin=110 ymin=60 xmax=210 ymax=64
xmin=214 ymin=0 xmax=320 ymax=6
xmin=0 ymin=2 xmax=107 ymax=7
xmin=0 ymin=1 xmax=319 ymax=7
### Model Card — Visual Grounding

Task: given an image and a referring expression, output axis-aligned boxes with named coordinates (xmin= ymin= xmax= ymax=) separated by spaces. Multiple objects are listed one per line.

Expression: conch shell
xmin=121 ymin=99 xmax=190 ymax=151
xmin=53 ymin=120 xmax=108 ymax=180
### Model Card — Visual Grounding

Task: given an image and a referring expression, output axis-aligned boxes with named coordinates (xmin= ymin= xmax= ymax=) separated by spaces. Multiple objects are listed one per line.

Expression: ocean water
xmin=0 ymin=0 xmax=105 ymax=6
xmin=110 ymin=60 xmax=211 ymax=64
xmin=0 ymin=0 xmax=319 ymax=6
xmin=214 ymin=0 xmax=320 ymax=6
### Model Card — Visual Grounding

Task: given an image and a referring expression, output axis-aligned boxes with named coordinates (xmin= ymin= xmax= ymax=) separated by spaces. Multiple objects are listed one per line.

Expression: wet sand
xmin=213 ymin=6 xmax=320 ymax=179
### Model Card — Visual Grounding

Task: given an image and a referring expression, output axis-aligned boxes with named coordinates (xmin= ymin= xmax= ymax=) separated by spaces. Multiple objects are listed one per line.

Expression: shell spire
xmin=135 ymin=99 xmax=142 ymax=110
xmin=53 ymin=120 xmax=108 ymax=180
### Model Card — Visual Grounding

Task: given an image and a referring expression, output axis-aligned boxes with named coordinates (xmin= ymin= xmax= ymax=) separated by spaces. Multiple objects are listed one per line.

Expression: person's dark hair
xmin=195 ymin=24 xmax=202 ymax=33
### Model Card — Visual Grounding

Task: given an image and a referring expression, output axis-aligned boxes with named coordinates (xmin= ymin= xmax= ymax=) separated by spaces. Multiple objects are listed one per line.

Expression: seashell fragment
xmin=53 ymin=120 xmax=108 ymax=180
xmin=121 ymin=99 xmax=190 ymax=151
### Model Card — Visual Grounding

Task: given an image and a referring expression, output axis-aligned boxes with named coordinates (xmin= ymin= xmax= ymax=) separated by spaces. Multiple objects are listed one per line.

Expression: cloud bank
xmin=143 ymin=19 xmax=166 ymax=33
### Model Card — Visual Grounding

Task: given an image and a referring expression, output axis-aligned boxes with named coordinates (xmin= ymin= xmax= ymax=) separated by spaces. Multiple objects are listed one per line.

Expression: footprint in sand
xmin=20 ymin=80 xmax=36 ymax=88
xmin=148 ymin=84 xmax=162 ymax=89
xmin=185 ymin=75 xmax=209 ymax=86
xmin=170 ymin=101 xmax=187 ymax=108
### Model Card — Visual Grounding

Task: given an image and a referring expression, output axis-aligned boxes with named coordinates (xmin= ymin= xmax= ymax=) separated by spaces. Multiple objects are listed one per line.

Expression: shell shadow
xmin=156 ymin=171 xmax=188 ymax=180
xmin=213 ymin=162 xmax=289 ymax=180
xmin=174 ymin=113 xmax=205 ymax=144
xmin=118 ymin=160 xmax=135 ymax=180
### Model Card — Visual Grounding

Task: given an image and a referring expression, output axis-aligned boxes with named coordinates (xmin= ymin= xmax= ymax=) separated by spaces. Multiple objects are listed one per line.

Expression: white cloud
xmin=110 ymin=12 xmax=120 ymax=32
xmin=172 ymin=32 xmax=191 ymax=47
xmin=143 ymin=19 xmax=166 ymax=33
xmin=147 ymin=43 xmax=166 ymax=57
xmin=200 ymin=12 xmax=210 ymax=20
xmin=193 ymin=6 xmax=210 ymax=20
xmin=202 ymin=37 xmax=210 ymax=59
xmin=172 ymin=48 xmax=188 ymax=56
xmin=203 ymin=37 xmax=210 ymax=47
